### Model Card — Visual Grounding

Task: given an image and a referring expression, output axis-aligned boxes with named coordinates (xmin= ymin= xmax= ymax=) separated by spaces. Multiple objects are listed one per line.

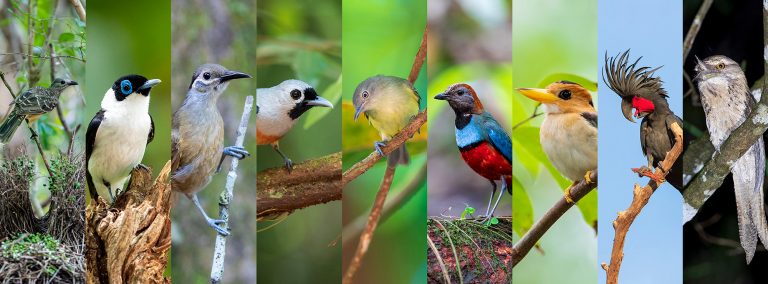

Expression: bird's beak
xmin=67 ymin=80 xmax=78 ymax=86
xmin=139 ymin=79 xmax=162 ymax=90
xmin=220 ymin=70 xmax=252 ymax=83
xmin=434 ymin=92 xmax=448 ymax=100
xmin=621 ymin=99 xmax=635 ymax=122
xmin=516 ymin=88 xmax=558 ymax=103
xmin=354 ymin=104 xmax=364 ymax=122
xmin=306 ymin=96 xmax=334 ymax=108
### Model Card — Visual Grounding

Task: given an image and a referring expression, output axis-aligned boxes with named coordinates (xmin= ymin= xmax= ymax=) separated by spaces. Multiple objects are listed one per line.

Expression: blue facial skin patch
xmin=120 ymin=80 xmax=132 ymax=95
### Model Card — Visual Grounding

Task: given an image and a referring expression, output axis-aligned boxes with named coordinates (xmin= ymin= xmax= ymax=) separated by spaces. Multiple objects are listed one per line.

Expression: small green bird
xmin=352 ymin=75 xmax=420 ymax=166
xmin=0 ymin=78 xmax=78 ymax=143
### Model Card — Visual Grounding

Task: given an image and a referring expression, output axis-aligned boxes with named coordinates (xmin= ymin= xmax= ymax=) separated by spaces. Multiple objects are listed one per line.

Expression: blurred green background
xmin=86 ymin=0 xmax=170 ymax=177
xmin=170 ymin=0 xmax=257 ymax=283
xmin=512 ymin=0 xmax=598 ymax=283
xmin=427 ymin=0 xmax=512 ymax=220
xmin=341 ymin=0 xmax=427 ymax=283
xmin=255 ymin=0 xmax=342 ymax=283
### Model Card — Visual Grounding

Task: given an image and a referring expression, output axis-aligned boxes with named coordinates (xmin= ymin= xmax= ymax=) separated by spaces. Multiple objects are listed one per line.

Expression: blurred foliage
xmin=256 ymin=0 xmax=342 ymax=283
xmin=342 ymin=0 xmax=427 ymax=283
xmin=512 ymin=0 xmax=597 ymax=283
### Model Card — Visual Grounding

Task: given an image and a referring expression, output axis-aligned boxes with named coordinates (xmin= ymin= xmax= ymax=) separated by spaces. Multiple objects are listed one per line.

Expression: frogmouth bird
xmin=695 ymin=55 xmax=768 ymax=263
xmin=256 ymin=79 xmax=334 ymax=171
xmin=603 ymin=50 xmax=683 ymax=192
xmin=435 ymin=83 xmax=511 ymax=222
xmin=517 ymin=81 xmax=597 ymax=203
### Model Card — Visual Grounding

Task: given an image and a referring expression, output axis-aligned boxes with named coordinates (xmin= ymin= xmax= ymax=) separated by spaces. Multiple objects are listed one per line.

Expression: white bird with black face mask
xmin=86 ymin=75 xmax=161 ymax=204
xmin=256 ymin=79 xmax=334 ymax=171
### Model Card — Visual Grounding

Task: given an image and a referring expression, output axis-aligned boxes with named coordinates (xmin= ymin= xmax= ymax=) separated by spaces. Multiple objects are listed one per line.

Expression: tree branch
xmin=602 ymin=122 xmax=683 ymax=283
xmin=512 ymin=170 xmax=598 ymax=267
xmin=257 ymin=152 xmax=341 ymax=217
xmin=67 ymin=0 xmax=86 ymax=22
xmin=683 ymin=0 xmax=713 ymax=60
xmin=210 ymin=96 xmax=253 ymax=283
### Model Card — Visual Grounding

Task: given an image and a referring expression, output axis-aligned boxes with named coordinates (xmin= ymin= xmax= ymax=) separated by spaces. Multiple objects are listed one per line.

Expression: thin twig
xmin=49 ymin=43 xmax=73 ymax=143
xmin=210 ymin=96 xmax=253 ymax=283
xmin=602 ymin=122 xmax=683 ymax=283
xmin=427 ymin=234 xmax=452 ymax=283
xmin=0 ymin=53 xmax=86 ymax=62
xmin=512 ymin=104 xmax=541 ymax=130
xmin=683 ymin=0 xmax=713 ymax=60
xmin=67 ymin=0 xmax=85 ymax=22
xmin=512 ymin=170 xmax=598 ymax=267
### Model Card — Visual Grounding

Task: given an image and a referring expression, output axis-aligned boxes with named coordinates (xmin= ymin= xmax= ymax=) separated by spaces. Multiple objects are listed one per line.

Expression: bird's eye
xmin=457 ymin=90 xmax=465 ymax=95
xmin=203 ymin=72 xmax=212 ymax=80
xmin=120 ymin=80 xmax=132 ymax=95
xmin=715 ymin=63 xmax=725 ymax=70
xmin=558 ymin=89 xmax=572 ymax=100
xmin=290 ymin=89 xmax=302 ymax=100
xmin=362 ymin=91 xmax=369 ymax=99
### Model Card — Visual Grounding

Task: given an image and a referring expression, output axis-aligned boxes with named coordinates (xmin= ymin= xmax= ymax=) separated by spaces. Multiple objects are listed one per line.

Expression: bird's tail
xmin=731 ymin=137 xmax=768 ymax=264
xmin=387 ymin=144 xmax=410 ymax=167
xmin=0 ymin=113 xmax=24 ymax=143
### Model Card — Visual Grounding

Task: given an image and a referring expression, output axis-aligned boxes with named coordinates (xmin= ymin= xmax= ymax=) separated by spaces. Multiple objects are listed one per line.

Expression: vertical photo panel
xmin=512 ymin=0 xmax=598 ymax=282
xmin=426 ymin=0 xmax=513 ymax=282
xmin=598 ymin=1 xmax=683 ymax=283
xmin=170 ymin=0 xmax=258 ymax=283
xmin=0 ymin=0 xmax=86 ymax=282
xmin=683 ymin=0 xmax=768 ymax=282
xmin=341 ymin=0 xmax=427 ymax=283
xmin=85 ymin=0 xmax=172 ymax=282
xmin=255 ymin=0 xmax=342 ymax=283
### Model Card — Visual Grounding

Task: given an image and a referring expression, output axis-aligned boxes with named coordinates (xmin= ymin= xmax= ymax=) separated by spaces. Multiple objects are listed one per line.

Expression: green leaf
xmin=303 ymin=74 xmax=341 ymax=129
xmin=537 ymin=73 xmax=598 ymax=91
xmin=576 ymin=188 xmax=597 ymax=232
xmin=460 ymin=206 xmax=475 ymax=220
xmin=58 ymin=32 xmax=75 ymax=43
xmin=512 ymin=177 xmax=533 ymax=236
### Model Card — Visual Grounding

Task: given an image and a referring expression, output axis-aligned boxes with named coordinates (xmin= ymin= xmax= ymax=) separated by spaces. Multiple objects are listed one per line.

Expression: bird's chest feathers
xmin=90 ymin=111 xmax=151 ymax=180
xmin=539 ymin=113 xmax=597 ymax=181
xmin=178 ymin=105 xmax=224 ymax=152
xmin=256 ymin=94 xmax=296 ymax=144
xmin=699 ymin=80 xmax=750 ymax=148
xmin=459 ymin=142 xmax=511 ymax=180
xmin=366 ymin=100 xmax=418 ymax=139
xmin=641 ymin=117 xmax=672 ymax=159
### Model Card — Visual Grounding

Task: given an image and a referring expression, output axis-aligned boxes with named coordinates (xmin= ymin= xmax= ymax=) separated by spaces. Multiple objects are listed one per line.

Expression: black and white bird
xmin=86 ymin=75 xmax=160 ymax=204
xmin=256 ymin=79 xmax=333 ymax=171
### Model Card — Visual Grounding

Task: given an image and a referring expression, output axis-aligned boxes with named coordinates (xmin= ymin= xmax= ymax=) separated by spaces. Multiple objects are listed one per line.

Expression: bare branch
xmin=683 ymin=0 xmax=713 ymax=59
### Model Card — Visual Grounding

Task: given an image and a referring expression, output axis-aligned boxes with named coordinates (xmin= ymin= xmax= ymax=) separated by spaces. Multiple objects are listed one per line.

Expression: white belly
xmin=540 ymin=113 xmax=598 ymax=181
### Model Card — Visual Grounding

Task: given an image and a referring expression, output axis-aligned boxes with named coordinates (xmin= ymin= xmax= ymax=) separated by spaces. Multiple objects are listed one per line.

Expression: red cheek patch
xmin=632 ymin=96 xmax=655 ymax=116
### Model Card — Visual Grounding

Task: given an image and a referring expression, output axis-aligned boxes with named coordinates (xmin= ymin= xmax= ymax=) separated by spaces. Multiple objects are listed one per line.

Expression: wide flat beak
xmin=139 ymin=79 xmax=161 ymax=90
xmin=306 ymin=96 xmax=334 ymax=108
xmin=220 ymin=70 xmax=252 ymax=83
xmin=516 ymin=88 xmax=558 ymax=103
xmin=67 ymin=80 xmax=78 ymax=86
xmin=434 ymin=92 xmax=448 ymax=100
xmin=354 ymin=105 xmax=363 ymax=122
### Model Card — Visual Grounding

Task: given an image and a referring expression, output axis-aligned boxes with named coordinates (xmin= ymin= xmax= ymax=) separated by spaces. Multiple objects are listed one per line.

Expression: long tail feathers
xmin=387 ymin=144 xmax=410 ymax=167
xmin=0 ymin=113 xmax=24 ymax=143
xmin=732 ymin=138 xmax=768 ymax=264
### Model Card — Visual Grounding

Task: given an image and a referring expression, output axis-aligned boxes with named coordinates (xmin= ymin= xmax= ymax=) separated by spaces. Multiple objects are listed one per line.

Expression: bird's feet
xmin=631 ymin=166 xmax=666 ymax=184
xmin=135 ymin=163 xmax=149 ymax=171
xmin=584 ymin=170 xmax=594 ymax=184
xmin=563 ymin=189 xmax=574 ymax=204
xmin=282 ymin=157 xmax=294 ymax=172
xmin=217 ymin=146 xmax=251 ymax=173
xmin=206 ymin=217 xmax=230 ymax=236
xmin=374 ymin=141 xmax=387 ymax=156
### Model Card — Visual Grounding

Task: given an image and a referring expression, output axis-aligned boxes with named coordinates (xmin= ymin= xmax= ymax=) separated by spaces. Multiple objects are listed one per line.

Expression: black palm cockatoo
xmin=603 ymin=50 xmax=683 ymax=192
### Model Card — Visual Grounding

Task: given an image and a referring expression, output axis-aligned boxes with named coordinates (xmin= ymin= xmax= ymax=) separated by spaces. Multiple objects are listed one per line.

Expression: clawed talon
xmin=135 ymin=163 xmax=149 ymax=171
xmin=564 ymin=189 xmax=574 ymax=204
xmin=283 ymin=158 xmax=294 ymax=172
xmin=224 ymin=146 xmax=250 ymax=160
xmin=584 ymin=170 xmax=594 ymax=184
xmin=374 ymin=141 xmax=386 ymax=156
xmin=206 ymin=217 xmax=229 ymax=236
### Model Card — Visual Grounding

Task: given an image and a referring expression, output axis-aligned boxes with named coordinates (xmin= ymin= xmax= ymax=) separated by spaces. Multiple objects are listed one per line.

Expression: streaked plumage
xmin=0 ymin=78 xmax=77 ymax=143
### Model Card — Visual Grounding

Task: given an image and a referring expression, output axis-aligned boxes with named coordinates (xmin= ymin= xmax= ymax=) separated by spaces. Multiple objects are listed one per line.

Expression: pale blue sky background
xmin=598 ymin=0 xmax=683 ymax=283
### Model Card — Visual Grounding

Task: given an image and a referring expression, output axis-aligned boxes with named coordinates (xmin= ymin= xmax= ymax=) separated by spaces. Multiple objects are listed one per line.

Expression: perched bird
xmin=517 ymin=81 xmax=597 ymax=203
xmin=352 ymin=75 xmax=420 ymax=167
xmin=695 ymin=55 xmax=768 ymax=263
xmin=86 ymin=75 xmax=160 ymax=204
xmin=172 ymin=64 xmax=251 ymax=236
xmin=0 ymin=78 xmax=78 ymax=143
xmin=256 ymin=79 xmax=333 ymax=171
xmin=434 ymin=83 xmax=511 ymax=222
xmin=603 ymin=50 xmax=683 ymax=192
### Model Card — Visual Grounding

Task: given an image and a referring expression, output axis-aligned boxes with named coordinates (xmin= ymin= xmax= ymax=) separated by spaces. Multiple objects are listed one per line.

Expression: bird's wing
xmin=480 ymin=112 xmax=512 ymax=162
xmin=580 ymin=112 xmax=598 ymax=128
xmin=409 ymin=83 xmax=421 ymax=108
xmin=171 ymin=122 xmax=181 ymax=172
xmin=85 ymin=110 xmax=105 ymax=200
xmin=148 ymin=115 xmax=155 ymax=144
xmin=640 ymin=118 xmax=649 ymax=162
xmin=14 ymin=88 xmax=46 ymax=114
xmin=731 ymin=135 xmax=768 ymax=263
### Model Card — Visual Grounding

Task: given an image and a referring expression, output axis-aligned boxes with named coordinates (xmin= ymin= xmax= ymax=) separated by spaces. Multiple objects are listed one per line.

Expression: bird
xmin=86 ymin=75 xmax=160 ymax=204
xmin=352 ymin=75 xmax=420 ymax=167
xmin=434 ymin=83 xmax=511 ymax=222
xmin=516 ymin=81 xmax=597 ymax=203
xmin=256 ymin=79 xmax=334 ymax=171
xmin=172 ymin=64 xmax=251 ymax=236
xmin=0 ymin=78 xmax=78 ymax=143
xmin=694 ymin=55 xmax=768 ymax=263
xmin=603 ymin=50 xmax=683 ymax=192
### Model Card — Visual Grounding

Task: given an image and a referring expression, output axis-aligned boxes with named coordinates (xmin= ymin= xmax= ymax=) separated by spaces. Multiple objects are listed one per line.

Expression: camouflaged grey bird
xmin=695 ymin=55 xmax=768 ymax=264
xmin=0 ymin=78 xmax=78 ymax=143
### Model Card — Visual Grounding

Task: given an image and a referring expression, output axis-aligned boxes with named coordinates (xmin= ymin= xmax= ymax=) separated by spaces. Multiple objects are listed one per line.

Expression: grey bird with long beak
xmin=172 ymin=64 xmax=251 ymax=236
xmin=695 ymin=55 xmax=768 ymax=263
xmin=352 ymin=75 xmax=420 ymax=167
xmin=0 ymin=78 xmax=78 ymax=143
xmin=87 ymin=75 xmax=160 ymax=204
xmin=256 ymin=79 xmax=333 ymax=171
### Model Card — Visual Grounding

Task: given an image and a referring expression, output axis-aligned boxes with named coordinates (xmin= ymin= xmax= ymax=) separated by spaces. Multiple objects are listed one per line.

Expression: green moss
xmin=1 ymin=233 xmax=62 ymax=259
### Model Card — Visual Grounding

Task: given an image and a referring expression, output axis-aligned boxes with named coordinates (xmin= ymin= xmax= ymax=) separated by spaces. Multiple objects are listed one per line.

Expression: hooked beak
xmin=434 ymin=92 xmax=448 ymax=100
xmin=139 ymin=79 xmax=161 ymax=91
xmin=516 ymin=88 xmax=558 ymax=103
xmin=220 ymin=70 xmax=252 ymax=83
xmin=620 ymin=99 xmax=635 ymax=122
xmin=306 ymin=96 xmax=334 ymax=108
